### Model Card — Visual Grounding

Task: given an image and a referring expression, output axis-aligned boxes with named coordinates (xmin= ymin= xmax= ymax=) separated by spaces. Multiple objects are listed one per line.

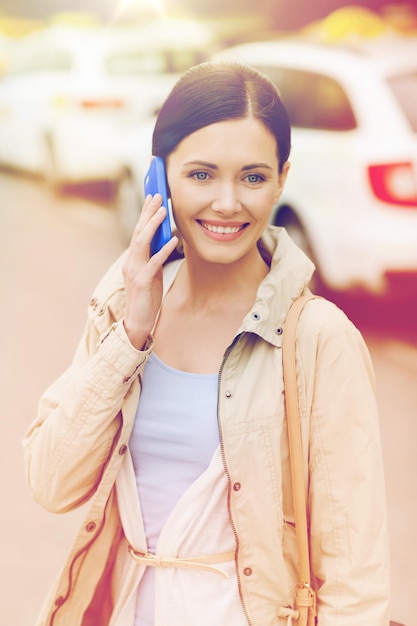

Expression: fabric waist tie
xmin=128 ymin=545 xmax=234 ymax=579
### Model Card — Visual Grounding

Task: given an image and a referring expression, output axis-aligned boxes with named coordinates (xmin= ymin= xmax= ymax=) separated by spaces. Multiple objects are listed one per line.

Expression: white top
xmin=130 ymin=352 xmax=220 ymax=552
xmin=130 ymin=352 xmax=225 ymax=625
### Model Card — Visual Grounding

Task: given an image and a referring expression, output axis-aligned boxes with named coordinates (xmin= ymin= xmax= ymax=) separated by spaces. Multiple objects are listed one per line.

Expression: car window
xmin=106 ymin=50 xmax=168 ymax=75
xmin=255 ymin=65 xmax=357 ymax=131
xmin=387 ymin=71 xmax=417 ymax=133
xmin=9 ymin=48 xmax=73 ymax=74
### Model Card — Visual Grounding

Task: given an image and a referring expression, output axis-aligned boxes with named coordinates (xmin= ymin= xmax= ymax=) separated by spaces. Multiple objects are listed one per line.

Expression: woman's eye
xmin=192 ymin=171 xmax=209 ymax=181
xmin=246 ymin=173 xmax=264 ymax=184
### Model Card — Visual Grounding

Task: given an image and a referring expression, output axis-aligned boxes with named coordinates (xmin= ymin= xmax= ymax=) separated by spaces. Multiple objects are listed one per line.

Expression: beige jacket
xmin=23 ymin=226 xmax=390 ymax=625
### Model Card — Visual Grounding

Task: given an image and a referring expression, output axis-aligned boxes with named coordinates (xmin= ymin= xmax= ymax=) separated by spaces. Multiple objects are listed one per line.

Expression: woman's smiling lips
xmin=197 ymin=219 xmax=249 ymax=241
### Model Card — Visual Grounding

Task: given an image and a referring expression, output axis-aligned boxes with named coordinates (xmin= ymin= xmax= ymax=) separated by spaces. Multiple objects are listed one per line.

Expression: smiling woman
xmin=23 ymin=61 xmax=390 ymax=626
xmin=162 ymin=117 xmax=286 ymax=272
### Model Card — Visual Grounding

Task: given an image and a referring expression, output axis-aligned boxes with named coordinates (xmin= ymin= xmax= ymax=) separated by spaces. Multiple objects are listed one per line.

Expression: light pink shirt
xmin=113 ymin=447 xmax=248 ymax=626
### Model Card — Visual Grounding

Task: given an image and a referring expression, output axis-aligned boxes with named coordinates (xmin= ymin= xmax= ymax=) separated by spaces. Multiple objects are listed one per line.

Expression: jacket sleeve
xmin=298 ymin=299 xmax=390 ymax=625
xmin=23 ymin=287 xmax=151 ymax=515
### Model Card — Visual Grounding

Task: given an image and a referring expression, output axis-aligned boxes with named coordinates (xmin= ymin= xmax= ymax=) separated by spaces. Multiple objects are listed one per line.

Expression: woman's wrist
xmin=122 ymin=319 xmax=151 ymax=351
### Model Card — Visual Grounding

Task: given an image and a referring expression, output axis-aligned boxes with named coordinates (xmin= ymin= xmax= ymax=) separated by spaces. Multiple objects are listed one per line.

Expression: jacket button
xmin=233 ymin=482 xmax=241 ymax=491
xmin=97 ymin=305 xmax=107 ymax=316
xmin=275 ymin=327 xmax=283 ymax=335
xmin=89 ymin=297 xmax=98 ymax=310
xmin=118 ymin=444 xmax=128 ymax=455
xmin=55 ymin=596 xmax=64 ymax=606
xmin=85 ymin=522 xmax=96 ymax=532
xmin=225 ymin=391 xmax=232 ymax=398
xmin=251 ymin=312 xmax=260 ymax=321
xmin=243 ymin=567 xmax=253 ymax=576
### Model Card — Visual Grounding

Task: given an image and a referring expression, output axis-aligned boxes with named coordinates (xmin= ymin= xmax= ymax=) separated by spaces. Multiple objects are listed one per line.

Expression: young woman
xmin=24 ymin=62 xmax=390 ymax=625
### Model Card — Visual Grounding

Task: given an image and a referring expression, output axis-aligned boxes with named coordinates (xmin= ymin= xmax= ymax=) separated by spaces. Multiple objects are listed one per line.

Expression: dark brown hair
xmin=152 ymin=61 xmax=291 ymax=173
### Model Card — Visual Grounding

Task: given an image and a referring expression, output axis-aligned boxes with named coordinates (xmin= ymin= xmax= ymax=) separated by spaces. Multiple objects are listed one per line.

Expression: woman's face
xmin=166 ymin=117 xmax=289 ymax=266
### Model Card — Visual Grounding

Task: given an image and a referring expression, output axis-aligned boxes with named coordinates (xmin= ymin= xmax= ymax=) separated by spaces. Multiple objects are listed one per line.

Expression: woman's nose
xmin=211 ymin=183 xmax=242 ymax=214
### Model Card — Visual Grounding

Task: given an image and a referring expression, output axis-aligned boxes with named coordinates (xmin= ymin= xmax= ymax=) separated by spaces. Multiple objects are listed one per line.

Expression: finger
xmin=141 ymin=193 xmax=165 ymax=219
xmin=129 ymin=206 xmax=170 ymax=263
xmin=123 ymin=230 xmax=178 ymax=286
xmin=148 ymin=234 xmax=179 ymax=266
xmin=132 ymin=194 xmax=163 ymax=237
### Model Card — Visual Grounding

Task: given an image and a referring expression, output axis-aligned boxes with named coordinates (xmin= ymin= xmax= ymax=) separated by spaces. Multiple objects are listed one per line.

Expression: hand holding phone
xmin=144 ymin=156 xmax=172 ymax=256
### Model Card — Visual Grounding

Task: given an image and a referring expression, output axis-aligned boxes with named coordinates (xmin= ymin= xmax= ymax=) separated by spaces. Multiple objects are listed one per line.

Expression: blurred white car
xmin=114 ymin=37 xmax=417 ymax=295
xmin=0 ymin=22 xmax=215 ymax=188
xmin=114 ymin=119 xmax=155 ymax=239
xmin=213 ymin=37 xmax=417 ymax=294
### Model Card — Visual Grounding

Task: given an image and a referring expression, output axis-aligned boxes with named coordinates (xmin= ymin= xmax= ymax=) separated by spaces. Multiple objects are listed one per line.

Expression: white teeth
xmin=202 ymin=223 xmax=242 ymax=234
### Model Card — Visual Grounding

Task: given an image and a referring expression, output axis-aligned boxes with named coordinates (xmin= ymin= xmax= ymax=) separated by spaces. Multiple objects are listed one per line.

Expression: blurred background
xmin=0 ymin=1 xmax=416 ymax=624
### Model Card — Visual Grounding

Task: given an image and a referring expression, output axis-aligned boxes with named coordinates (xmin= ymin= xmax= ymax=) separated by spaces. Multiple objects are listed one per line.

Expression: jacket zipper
xmin=217 ymin=333 xmax=253 ymax=626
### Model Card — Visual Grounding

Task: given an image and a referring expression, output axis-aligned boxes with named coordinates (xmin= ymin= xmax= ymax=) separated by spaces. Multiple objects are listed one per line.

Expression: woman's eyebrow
xmin=183 ymin=160 xmax=218 ymax=169
xmin=183 ymin=160 xmax=273 ymax=171
xmin=242 ymin=162 xmax=273 ymax=171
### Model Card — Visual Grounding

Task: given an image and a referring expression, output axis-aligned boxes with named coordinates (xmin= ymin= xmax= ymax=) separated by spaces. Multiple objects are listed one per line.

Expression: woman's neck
xmin=176 ymin=246 xmax=269 ymax=314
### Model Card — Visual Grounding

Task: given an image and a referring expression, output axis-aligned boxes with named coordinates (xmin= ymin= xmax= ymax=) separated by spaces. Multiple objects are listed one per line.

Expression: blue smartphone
xmin=144 ymin=156 xmax=172 ymax=256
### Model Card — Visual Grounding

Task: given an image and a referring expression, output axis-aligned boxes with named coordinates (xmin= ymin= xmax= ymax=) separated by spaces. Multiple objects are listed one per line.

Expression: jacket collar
xmin=237 ymin=226 xmax=315 ymax=347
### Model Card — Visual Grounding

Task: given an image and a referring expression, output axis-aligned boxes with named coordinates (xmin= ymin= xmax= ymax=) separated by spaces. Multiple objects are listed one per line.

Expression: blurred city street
xmin=0 ymin=171 xmax=124 ymax=625
xmin=0 ymin=170 xmax=416 ymax=625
